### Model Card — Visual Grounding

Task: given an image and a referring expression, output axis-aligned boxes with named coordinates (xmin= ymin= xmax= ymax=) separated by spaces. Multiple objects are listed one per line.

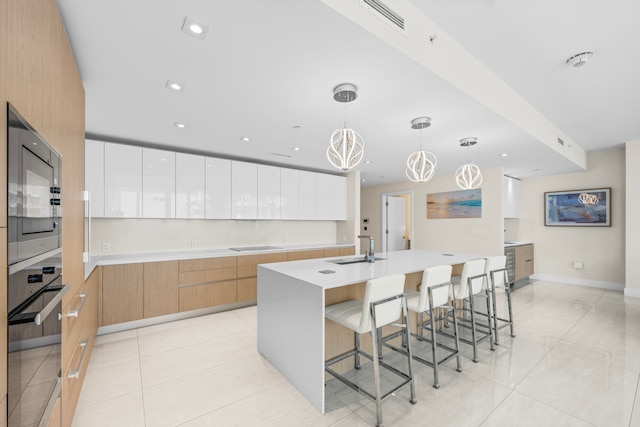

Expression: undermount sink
xmin=328 ymin=257 xmax=386 ymax=265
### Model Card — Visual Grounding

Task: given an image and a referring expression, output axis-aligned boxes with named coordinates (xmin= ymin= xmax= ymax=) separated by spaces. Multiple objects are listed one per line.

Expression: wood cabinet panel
xmin=287 ymin=249 xmax=325 ymax=261
xmin=238 ymin=277 xmax=257 ymax=301
xmin=179 ymin=267 xmax=237 ymax=286
xmin=179 ymin=256 xmax=236 ymax=272
xmin=515 ymin=244 xmax=534 ymax=281
xmin=236 ymin=252 xmax=287 ymax=278
xmin=144 ymin=261 xmax=179 ymax=318
xmin=101 ymin=264 xmax=144 ymax=325
xmin=179 ymin=280 xmax=237 ymax=312
xmin=339 ymin=246 xmax=355 ymax=256
xmin=323 ymin=248 xmax=341 ymax=258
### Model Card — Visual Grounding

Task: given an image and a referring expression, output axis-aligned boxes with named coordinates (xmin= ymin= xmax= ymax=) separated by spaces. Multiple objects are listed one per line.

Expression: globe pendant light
xmin=327 ymin=83 xmax=364 ymax=171
xmin=406 ymin=117 xmax=437 ymax=183
xmin=455 ymin=137 xmax=482 ymax=189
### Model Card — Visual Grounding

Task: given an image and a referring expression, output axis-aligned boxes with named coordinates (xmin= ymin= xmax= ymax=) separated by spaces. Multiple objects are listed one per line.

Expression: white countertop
xmin=258 ymin=249 xmax=486 ymax=290
xmin=503 ymin=241 xmax=533 ymax=248
xmin=84 ymin=243 xmax=354 ymax=279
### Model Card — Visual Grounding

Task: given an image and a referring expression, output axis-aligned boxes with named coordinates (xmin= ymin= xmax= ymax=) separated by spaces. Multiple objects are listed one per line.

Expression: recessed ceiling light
xmin=181 ymin=17 xmax=209 ymax=40
xmin=292 ymin=147 xmax=300 ymax=151
xmin=361 ymin=179 xmax=366 ymax=183
xmin=174 ymin=122 xmax=187 ymax=128
xmin=500 ymin=153 xmax=508 ymax=157
xmin=241 ymin=137 xmax=250 ymax=142
xmin=166 ymin=80 xmax=183 ymax=91
xmin=364 ymin=160 xmax=372 ymax=164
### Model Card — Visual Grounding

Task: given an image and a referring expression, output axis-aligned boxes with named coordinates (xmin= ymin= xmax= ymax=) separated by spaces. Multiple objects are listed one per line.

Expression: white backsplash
xmin=90 ymin=218 xmax=340 ymax=255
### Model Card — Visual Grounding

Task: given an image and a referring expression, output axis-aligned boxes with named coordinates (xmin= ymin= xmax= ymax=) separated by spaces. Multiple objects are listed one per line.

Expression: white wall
xmin=514 ymin=148 xmax=625 ymax=289
xmin=360 ymin=166 xmax=504 ymax=256
xmin=91 ymin=219 xmax=338 ymax=255
xmin=626 ymin=141 xmax=640 ymax=297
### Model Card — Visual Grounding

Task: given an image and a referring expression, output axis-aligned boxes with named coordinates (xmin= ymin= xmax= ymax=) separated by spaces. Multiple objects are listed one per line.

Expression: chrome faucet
xmin=357 ymin=235 xmax=375 ymax=263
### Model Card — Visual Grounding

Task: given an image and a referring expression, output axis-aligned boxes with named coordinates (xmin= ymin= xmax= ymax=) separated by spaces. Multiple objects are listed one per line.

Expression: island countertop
xmin=259 ymin=249 xmax=486 ymax=290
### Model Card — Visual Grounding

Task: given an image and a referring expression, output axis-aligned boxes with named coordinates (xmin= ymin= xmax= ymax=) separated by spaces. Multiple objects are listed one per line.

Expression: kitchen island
xmin=257 ymin=249 xmax=486 ymax=413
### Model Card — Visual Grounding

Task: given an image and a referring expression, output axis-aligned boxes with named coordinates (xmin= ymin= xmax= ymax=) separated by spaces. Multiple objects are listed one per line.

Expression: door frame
xmin=381 ymin=190 xmax=414 ymax=253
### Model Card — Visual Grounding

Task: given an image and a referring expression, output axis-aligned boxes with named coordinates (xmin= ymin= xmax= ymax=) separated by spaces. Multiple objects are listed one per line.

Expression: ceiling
xmin=56 ymin=0 xmax=640 ymax=186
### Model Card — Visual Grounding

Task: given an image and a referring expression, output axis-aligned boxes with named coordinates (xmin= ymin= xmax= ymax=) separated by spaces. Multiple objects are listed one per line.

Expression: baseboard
xmin=530 ymin=274 xmax=624 ymax=292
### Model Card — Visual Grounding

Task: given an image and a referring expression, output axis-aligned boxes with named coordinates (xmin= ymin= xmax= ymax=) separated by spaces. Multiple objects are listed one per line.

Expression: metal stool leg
xmin=467 ymin=293 xmax=478 ymax=363
xmin=354 ymin=332 xmax=361 ymax=369
xmin=490 ymin=271 xmax=500 ymax=345
xmin=506 ymin=275 xmax=516 ymax=337
xmin=427 ymin=288 xmax=440 ymax=388
xmin=370 ymin=307 xmax=384 ymax=427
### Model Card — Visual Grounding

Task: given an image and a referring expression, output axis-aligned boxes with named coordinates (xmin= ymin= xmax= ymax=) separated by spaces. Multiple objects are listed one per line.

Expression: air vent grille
xmin=557 ymin=137 xmax=565 ymax=146
xmin=362 ymin=0 xmax=405 ymax=30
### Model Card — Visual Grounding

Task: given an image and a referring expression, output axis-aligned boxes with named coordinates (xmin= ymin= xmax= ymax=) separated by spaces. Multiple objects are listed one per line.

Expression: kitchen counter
xmin=257 ymin=249 xmax=487 ymax=413
xmin=84 ymin=243 xmax=355 ymax=279
xmin=504 ymin=241 xmax=533 ymax=247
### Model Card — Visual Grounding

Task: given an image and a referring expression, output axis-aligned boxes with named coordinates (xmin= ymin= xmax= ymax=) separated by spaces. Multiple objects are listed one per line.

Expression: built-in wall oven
xmin=7 ymin=104 xmax=68 ymax=427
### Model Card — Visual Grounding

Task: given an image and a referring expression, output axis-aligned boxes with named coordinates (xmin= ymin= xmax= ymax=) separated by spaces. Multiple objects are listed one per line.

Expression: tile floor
xmin=72 ymin=281 xmax=640 ymax=427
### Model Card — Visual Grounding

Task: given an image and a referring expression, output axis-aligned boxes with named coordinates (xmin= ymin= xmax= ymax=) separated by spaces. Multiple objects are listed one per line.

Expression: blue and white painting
xmin=545 ymin=188 xmax=610 ymax=226
xmin=427 ymin=189 xmax=482 ymax=219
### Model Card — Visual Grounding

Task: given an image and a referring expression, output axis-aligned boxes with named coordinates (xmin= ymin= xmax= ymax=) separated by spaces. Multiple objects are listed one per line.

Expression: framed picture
xmin=427 ymin=189 xmax=482 ymax=219
xmin=544 ymin=188 xmax=611 ymax=226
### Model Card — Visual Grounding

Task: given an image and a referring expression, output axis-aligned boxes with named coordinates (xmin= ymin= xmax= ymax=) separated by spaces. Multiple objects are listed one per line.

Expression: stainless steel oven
xmin=7 ymin=104 xmax=67 ymax=427
xmin=7 ymin=104 xmax=62 ymax=265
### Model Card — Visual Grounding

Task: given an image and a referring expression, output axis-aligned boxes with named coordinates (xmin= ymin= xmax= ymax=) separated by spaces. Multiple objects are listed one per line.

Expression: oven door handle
xmin=35 ymin=284 xmax=70 ymax=326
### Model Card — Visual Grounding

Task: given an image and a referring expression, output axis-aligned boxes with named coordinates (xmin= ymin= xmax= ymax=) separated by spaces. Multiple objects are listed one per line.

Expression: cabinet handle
xmin=67 ymin=292 xmax=88 ymax=318
xmin=35 ymin=284 xmax=70 ymax=326
xmin=68 ymin=339 xmax=89 ymax=379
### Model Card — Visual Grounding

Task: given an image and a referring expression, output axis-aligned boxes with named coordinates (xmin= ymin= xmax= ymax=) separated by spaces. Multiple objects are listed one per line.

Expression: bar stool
xmin=485 ymin=255 xmax=515 ymax=345
xmin=325 ymin=274 xmax=416 ymax=427
xmin=406 ymin=264 xmax=461 ymax=388
xmin=449 ymin=258 xmax=494 ymax=362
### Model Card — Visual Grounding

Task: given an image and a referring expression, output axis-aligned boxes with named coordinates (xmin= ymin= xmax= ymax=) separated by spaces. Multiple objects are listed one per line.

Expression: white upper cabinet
xmin=280 ymin=168 xmax=299 ymax=220
xmin=176 ymin=153 xmax=205 ymax=219
xmin=258 ymin=165 xmax=281 ymax=219
xmin=231 ymin=161 xmax=257 ymax=219
xmin=503 ymin=175 xmax=521 ymax=218
xmin=315 ymin=173 xmax=347 ymax=220
xmin=85 ymin=139 xmax=105 ymax=217
xmin=205 ymin=157 xmax=231 ymax=219
xmin=298 ymin=170 xmax=316 ymax=220
xmin=104 ymin=143 xmax=142 ymax=218
xmin=142 ymin=148 xmax=176 ymax=218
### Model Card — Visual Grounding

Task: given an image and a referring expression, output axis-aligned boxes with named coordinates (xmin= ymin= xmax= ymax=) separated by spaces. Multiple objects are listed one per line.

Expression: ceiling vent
xmin=361 ymin=0 xmax=405 ymax=31
xmin=557 ymin=137 xmax=565 ymax=146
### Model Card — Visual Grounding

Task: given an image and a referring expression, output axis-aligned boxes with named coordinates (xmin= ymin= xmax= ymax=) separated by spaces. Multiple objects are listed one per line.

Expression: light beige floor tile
xmin=140 ymin=329 xmax=257 ymax=387
xmin=515 ymin=341 xmax=637 ymax=427
xmin=179 ymin=381 xmax=352 ymax=427
xmin=354 ymin=369 xmax=512 ymax=427
xmin=143 ymin=353 xmax=284 ymax=427
xmin=72 ymin=391 xmax=145 ymax=427
xmin=460 ymin=336 xmax=551 ymax=388
xmin=631 ymin=381 xmax=640 ymax=427
xmin=593 ymin=292 xmax=640 ymax=315
xmin=87 ymin=336 xmax=139 ymax=372
xmin=137 ymin=312 xmax=254 ymax=357
xmin=76 ymin=359 xmax=142 ymax=407
xmin=94 ymin=329 xmax=138 ymax=346
xmin=562 ymin=309 xmax=640 ymax=372
xmin=480 ymin=391 xmax=595 ymax=427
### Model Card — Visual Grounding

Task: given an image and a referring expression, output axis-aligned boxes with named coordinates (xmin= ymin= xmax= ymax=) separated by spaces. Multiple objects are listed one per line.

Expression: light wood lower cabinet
xmin=99 ymin=246 xmax=355 ymax=325
xmin=101 ymin=264 xmax=144 ymax=325
xmin=514 ymin=244 xmax=534 ymax=281
xmin=144 ymin=261 xmax=179 ymax=318
xmin=62 ymin=267 xmax=100 ymax=426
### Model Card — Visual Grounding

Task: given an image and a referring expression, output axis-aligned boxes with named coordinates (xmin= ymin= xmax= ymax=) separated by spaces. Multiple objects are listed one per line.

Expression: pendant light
xmin=455 ymin=137 xmax=482 ymax=189
xmin=327 ymin=83 xmax=364 ymax=171
xmin=406 ymin=117 xmax=437 ymax=183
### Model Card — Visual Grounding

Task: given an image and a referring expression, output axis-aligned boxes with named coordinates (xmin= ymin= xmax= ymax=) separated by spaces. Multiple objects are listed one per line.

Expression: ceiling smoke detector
xmin=566 ymin=51 xmax=593 ymax=68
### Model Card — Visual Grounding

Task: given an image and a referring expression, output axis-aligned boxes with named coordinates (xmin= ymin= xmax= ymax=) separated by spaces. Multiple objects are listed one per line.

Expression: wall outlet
xmin=190 ymin=240 xmax=197 ymax=248
xmin=572 ymin=260 xmax=584 ymax=269
xmin=102 ymin=242 xmax=111 ymax=252
xmin=586 ymin=262 xmax=596 ymax=269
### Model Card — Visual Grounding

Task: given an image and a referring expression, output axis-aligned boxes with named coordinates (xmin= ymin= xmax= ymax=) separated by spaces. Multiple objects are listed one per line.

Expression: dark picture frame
xmin=544 ymin=188 xmax=611 ymax=226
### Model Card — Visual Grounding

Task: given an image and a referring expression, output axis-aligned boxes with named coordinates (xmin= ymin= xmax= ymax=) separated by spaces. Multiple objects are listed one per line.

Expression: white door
xmin=385 ymin=196 xmax=406 ymax=252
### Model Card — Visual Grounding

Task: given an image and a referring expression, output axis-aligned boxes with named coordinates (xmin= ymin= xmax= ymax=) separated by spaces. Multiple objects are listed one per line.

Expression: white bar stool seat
xmin=325 ymin=274 xmax=416 ymax=427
